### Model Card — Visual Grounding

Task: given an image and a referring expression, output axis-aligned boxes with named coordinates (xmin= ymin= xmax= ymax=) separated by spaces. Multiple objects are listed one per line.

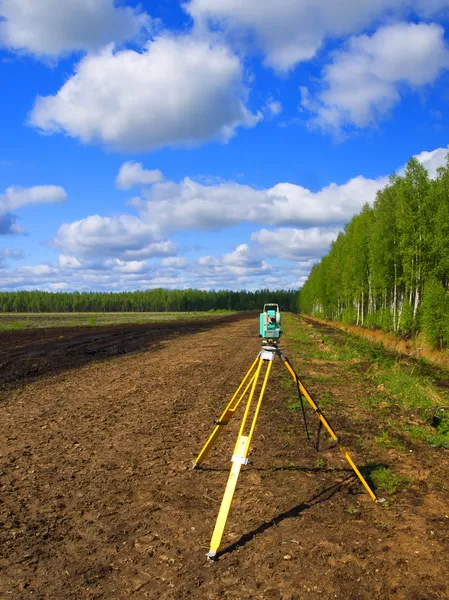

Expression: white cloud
xmin=53 ymin=214 xmax=176 ymax=260
xmin=116 ymin=162 xmax=163 ymax=190
xmin=30 ymin=35 xmax=261 ymax=152
xmin=105 ymin=259 xmax=148 ymax=273
xmin=162 ymin=257 xmax=188 ymax=269
xmin=413 ymin=145 xmax=449 ymax=178
xmin=252 ymin=228 xmax=340 ymax=260
xmin=198 ymin=244 xmax=272 ymax=278
xmin=301 ymin=22 xmax=449 ymax=131
xmin=136 ymin=173 xmax=388 ymax=232
xmin=185 ymin=0 xmax=449 ymax=71
xmin=0 ymin=185 xmax=67 ymax=212
xmin=0 ymin=184 xmax=67 ymax=234
xmin=59 ymin=255 xmax=83 ymax=269
xmin=20 ymin=264 xmax=57 ymax=276
xmin=268 ymin=101 xmax=282 ymax=116
xmin=0 ymin=247 xmax=23 ymax=259
xmin=0 ymin=0 xmax=151 ymax=58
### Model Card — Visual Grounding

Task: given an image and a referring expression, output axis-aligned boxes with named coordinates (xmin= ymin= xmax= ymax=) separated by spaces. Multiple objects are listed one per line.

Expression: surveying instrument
xmin=193 ymin=304 xmax=379 ymax=560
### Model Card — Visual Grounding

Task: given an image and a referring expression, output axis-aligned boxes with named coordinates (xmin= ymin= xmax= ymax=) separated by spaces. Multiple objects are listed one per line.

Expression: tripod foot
xmin=206 ymin=551 xmax=218 ymax=561
xmin=192 ymin=461 xmax=201 ymax=470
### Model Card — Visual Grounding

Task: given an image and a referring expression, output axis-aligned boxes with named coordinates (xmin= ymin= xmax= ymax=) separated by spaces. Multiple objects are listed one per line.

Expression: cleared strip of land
xmin=1 ymin=314 xmax=448 ymax=599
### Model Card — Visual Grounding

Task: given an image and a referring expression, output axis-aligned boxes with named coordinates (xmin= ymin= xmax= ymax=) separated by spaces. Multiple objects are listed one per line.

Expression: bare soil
xmin=1 ymin=316 xmax=448 ymax=599
xmin=0 ymin=313 xmax=253 ymax=394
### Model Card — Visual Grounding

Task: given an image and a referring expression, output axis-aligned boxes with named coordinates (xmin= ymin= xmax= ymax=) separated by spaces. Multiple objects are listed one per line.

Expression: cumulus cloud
xmin=53 ymin=214 xmax=176 ymax=261
xmin=30 ymin=35 xmax=261 ymax=152
xmin=413 ymin=145 xmax=449 ymax=178
xmin=162 ymin=257 xmax=188 ymax=269
xmin=0 ymin=0 xmax=151 ymax=58
xmin=116 ymin=162 xmax=163 ymax=190
xmin=185 ymin=0 xmax=449 ymax=71
xmin=198 ymin=244 xmax=271 ymax=278
xmin=136 ymin=173 xmax=388 ymax=233
xmin=252 ymin=228 xmax=340 ymax=260
xmin=301 ymin=22 xmax=449 ymax=131
xmin=0 ymin=184 xmax=67 ymax=235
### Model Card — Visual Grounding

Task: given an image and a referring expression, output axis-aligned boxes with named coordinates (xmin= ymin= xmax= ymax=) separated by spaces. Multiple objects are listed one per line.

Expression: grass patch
xmin=370 ymin=467 xmax=409 ymax=495
xmin=0 ymin=320 xmax=28 ymax=331
xmin=0 ymin=311 xmax=234 ymax=330
xmin=404 ymin=424 xmax=449 ymax=449
xmin=374 ymin=429 xmax=407 ymax=451
xmin=375 ymin=371 xmax=435 ymax=409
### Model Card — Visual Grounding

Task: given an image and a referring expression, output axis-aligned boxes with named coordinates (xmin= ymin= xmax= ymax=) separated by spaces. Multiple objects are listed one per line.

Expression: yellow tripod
xmin=193 ymin=343 xmax=378 ymax=560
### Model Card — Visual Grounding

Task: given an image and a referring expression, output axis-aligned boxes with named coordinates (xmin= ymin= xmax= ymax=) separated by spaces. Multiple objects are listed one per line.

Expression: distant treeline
xmin=0 ymin=288 xmax=298 ymax=313
xmin=300 ymin=155 xmax=449 ymax=349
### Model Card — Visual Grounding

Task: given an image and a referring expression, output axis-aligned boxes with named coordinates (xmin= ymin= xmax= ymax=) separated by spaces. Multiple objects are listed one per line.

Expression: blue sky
xmin=1 ymin=0 xmax=449 ymax=292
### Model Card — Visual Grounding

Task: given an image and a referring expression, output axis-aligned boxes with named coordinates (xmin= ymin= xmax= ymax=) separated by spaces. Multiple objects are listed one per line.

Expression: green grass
xmin=0 ymin=310 xmax=234 ymax=330
xmin=374 ymin=429 xmax=407 ymax=451
xmin=370 ymin=467 xmax=409 ymax=495
xmin=284 ymin=315 xmax=449 ymax=459
xmin=375 ymin=371 xmax=435 ymax=409
xmin=404 ymin=424 xmax=449 ymax=449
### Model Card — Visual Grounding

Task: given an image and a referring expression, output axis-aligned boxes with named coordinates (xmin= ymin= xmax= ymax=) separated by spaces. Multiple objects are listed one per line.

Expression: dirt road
xmin=1 ymin=316 xmax=448 ymax=599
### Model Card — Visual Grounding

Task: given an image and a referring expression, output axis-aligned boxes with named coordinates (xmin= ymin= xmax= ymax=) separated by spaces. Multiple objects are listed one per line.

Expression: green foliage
xmin=437 ymin=412 xmax=449 ymax=437
xmin=300 ymin=153 xmax=449 ymax=345
xmin=0 ymin=288 xmax=297 ymax=314
xmin=420 ymin=278 xmax=449 ymax=349
xmin=405 ymin=425 xmax=449 ymax=449
xmin=370 ymin=467 xmax=408 ymax=494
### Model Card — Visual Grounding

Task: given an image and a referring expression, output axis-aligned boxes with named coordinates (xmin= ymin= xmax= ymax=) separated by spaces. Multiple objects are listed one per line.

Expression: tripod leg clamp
xmin=231 ymin=455 xmax=249 ymax=465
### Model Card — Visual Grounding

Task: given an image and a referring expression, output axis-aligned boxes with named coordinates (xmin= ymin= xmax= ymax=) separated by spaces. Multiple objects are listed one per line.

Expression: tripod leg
xmin=207 ymin=359 xmax=273 ymax=559
xmin=193 ymin=356 xmax=260 ymax=468
xmin=280 ymin=353 xmax=378 ymax=502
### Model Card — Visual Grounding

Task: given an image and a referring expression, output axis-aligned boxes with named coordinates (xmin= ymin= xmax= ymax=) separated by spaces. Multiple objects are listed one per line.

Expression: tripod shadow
xmin=216 ymin=462 xmax=387 ymax=559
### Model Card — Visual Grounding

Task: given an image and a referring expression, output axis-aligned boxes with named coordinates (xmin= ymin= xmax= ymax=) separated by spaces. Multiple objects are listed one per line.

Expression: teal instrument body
xmin=259 ymin=303 xmax=282 ymax=340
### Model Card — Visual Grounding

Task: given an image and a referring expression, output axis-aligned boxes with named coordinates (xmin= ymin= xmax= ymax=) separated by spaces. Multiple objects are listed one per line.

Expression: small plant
xmin=313 ymin=457 xmax=327 ymax=469
xmin=345 ymin=506 xmax=360 ymax=515
xmin=370 ymin=467 xmax=408 ymax=494
xmin=87 ymin=316 xmax=97 ymax=327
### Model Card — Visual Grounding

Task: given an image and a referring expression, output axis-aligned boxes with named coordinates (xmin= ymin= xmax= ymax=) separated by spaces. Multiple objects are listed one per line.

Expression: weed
xmin=345 ymin=506 xmax=360 ymax=515
xmin=370 ymin=467 xmax=408 ymax=494
xmin=313 ymin=457 xmax=327 ymax=469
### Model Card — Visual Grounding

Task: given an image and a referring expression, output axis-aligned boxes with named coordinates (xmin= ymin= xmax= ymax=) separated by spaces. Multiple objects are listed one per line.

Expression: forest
xmin=300 ymin=155 xmax=449 ymax=349
xmin=0 ymin=288 xmax=297 ymax=313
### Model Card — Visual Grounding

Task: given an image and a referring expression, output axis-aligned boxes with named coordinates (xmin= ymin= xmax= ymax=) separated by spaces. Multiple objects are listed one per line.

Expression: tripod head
xmin=259 ymin=303 xmax=282 ymax=343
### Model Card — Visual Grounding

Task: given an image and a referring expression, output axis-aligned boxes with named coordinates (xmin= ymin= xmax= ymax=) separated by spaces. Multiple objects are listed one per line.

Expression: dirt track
xmin=1 ymin=316 xmax=448 ymax=599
